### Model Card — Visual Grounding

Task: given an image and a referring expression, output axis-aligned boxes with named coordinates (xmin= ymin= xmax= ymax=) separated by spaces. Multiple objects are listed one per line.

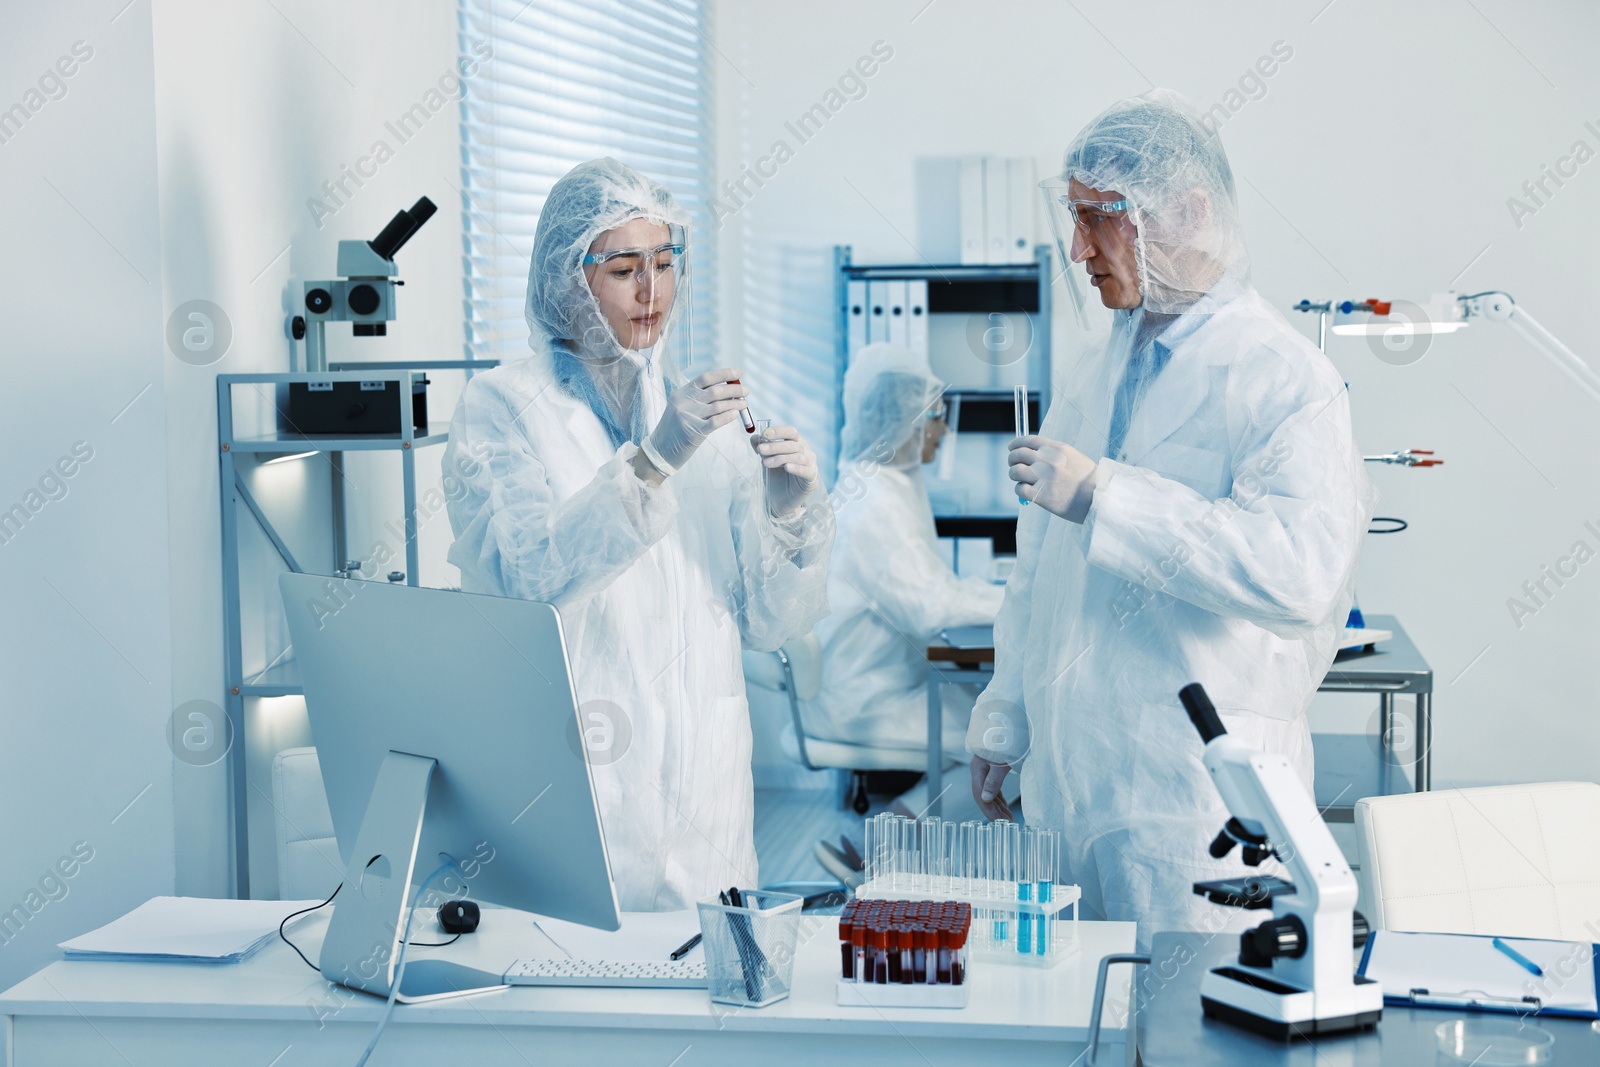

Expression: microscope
xmin=292 ymin=196 xmax=436 ymax=372
xmin=288 ymin=197 xmax=436 ymax=434
xmin=1180 ymin=682 xmax=1383 ymax=1040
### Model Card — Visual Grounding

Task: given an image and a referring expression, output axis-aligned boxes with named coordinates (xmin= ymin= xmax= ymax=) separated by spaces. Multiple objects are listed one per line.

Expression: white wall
xmin=0 ymin=3 xmax=175 ymax=990
xmin=150 ymin=0 xmax=468 ymax=897
xmin=716 ymin=0 xmax=1600 ymax=789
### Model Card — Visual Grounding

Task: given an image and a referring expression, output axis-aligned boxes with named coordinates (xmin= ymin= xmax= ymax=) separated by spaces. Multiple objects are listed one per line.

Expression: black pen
xmin=669 ymin=932 xmax=702 ymax=961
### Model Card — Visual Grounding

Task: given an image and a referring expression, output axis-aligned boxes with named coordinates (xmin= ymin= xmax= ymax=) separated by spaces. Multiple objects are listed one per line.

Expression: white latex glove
xmin=970 ymin=756 xmax=1013 ymax=821
xmin=753 ymin=425 xmax=820 ymax=515
xmin=1008 ymin=434 xmax=1098 ymax=522
xmin=642 ymin=368 xmax=749 ymax=475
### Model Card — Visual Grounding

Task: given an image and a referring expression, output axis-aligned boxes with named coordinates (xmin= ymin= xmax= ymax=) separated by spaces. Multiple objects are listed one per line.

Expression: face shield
xmin=577 ymin=224 xmax=688 ymax=354
xmin=526 ymin=158 xmax=695 ymax=447
xmin=1048 ymin=89 xmax=1250 ymax=316
xmin=1039 ymin=177 xmax=1107 ymax=330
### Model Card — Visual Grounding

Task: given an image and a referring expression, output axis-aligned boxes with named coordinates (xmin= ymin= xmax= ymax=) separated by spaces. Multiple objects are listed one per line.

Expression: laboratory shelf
xmin=840 ymin=261 xmax=1042 ymax=282
xmin=223 ymin=426 xmax=450 ymax=453
xmin=834 ymin=244 xmax=1053 ymax=530
xmin=239 ymin=660 xmax=301 ymax=697
xmin=933 ymin=515 xmax=1019 ymax=557
xmin=217 ymin=362 xmax=495 ymax=896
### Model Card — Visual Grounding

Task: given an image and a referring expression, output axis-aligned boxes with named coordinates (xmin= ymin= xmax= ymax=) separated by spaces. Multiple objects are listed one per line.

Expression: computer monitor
xmin=280 ymin=572 xmax=619 ymax=1001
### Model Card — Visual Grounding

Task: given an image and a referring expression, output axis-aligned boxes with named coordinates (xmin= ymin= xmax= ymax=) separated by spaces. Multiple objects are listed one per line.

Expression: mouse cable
xmin=279 ymin=881 xmax=461 ymax=975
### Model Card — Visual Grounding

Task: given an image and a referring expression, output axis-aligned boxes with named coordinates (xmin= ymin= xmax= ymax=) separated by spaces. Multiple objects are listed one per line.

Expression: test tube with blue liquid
xmin=1035 ymin=830 xmax=1056 ymax=956
xmin=1016 ymin=829 xmax=1033 ymax=955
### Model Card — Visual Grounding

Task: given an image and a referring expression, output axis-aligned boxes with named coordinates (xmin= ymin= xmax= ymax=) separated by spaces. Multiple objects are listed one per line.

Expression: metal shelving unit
xmin=216 ymin=360 xmax=491 ymax=893
xmin=834 ymin=245 xmax=1054 ymax=553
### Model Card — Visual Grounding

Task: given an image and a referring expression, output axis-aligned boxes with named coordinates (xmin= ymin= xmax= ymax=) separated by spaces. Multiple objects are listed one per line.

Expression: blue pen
xmin=1492 ymin=937 xmax=1544 ymax=977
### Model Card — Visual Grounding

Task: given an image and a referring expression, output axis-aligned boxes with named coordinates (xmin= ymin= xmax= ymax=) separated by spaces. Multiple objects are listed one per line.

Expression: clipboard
xmin=1357 ymin=930 xmax=1600 ymax=1019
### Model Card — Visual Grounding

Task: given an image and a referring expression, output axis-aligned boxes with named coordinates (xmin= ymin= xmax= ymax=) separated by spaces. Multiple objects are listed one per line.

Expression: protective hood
xmin=1057 ymin=89 xmax=1249 ymax=315
xmin=524 ymin=157 xmax=692 ymax=445
xmin=840 ymin=343 xmax=945 ymax=469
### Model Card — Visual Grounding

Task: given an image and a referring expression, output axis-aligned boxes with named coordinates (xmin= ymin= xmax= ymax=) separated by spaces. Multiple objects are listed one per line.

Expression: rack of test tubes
xmin=836 ymin=899 xmax=972 ymax=1008
xmin=855 ymin=813 xmax=1078 ymax=967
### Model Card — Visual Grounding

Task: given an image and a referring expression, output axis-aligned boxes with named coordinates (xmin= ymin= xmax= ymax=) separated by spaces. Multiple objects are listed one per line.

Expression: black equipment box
xmin=286 ymin=378 xmax=428 ymax=435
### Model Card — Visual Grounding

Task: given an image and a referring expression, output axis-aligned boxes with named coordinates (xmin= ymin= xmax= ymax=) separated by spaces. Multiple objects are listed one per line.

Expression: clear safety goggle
xmin=582 ymin=229 xmax=687 ymax=283
xmin=1041 ymin=180 xmax=1131 ymax=233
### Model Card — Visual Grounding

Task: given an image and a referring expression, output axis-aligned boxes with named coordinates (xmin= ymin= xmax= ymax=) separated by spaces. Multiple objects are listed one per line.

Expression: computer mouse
xmin=438 ymin=899 xmax=480 ymax=934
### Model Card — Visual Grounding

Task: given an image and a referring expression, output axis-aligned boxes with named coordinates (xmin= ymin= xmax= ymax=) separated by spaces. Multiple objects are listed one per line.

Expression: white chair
xmin=1354 ymin=781 xmax=1600 ymax=941
xmin=742 ymin=635 xmax=925 ymax=814
xmin=270 ymin=747 xmax=344 ymax=901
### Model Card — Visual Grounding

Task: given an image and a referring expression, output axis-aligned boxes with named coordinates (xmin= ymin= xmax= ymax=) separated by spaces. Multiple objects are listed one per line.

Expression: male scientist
xmin=967 ymin=90 xmax=1375 ymax=947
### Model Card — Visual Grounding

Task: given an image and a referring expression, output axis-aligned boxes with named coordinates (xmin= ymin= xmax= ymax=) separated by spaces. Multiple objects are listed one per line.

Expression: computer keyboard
xmin=502 ymin=957 xmax=708 ymax=988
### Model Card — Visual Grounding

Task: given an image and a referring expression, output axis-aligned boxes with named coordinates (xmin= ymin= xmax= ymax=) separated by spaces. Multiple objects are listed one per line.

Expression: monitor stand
xmin=317 ymin=750 xmax=508 ymax=1003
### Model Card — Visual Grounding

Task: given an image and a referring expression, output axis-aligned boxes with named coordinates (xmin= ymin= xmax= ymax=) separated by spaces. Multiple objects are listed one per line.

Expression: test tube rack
xmin=854 ymin=878 xmax=1079 ymax=968
xmin=858 ymin=813 xmax=1079 ymax=968
xmin=836 ymin=899 xmax=973 ymax=1008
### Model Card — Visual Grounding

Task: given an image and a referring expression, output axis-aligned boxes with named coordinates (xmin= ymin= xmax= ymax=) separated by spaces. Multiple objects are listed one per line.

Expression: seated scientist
xmin=442 ymin=158 xmax=834 ymax=911
xmin=806 ymin=344 xmax=1004 ymax=869
xmin=966 ymin=91 xmax=1376 ymax=949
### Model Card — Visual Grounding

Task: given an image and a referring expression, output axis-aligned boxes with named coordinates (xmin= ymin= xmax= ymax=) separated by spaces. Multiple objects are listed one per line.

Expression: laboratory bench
xmin=0 ymin=904 xmax=1135 ymax=1066
xmin=924 ymin=614 xmax=1434 ymax=820
xmin=1135 ymin=930 xmax=1600 ymax=1065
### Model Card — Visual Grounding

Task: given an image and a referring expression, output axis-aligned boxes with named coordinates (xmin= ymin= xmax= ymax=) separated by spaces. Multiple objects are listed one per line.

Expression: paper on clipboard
xmin=1358 ymin=931 xmax=1599 ymax=1017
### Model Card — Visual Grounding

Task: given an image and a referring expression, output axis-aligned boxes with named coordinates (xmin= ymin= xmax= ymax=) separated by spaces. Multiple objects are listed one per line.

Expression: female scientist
xmin=807 ymin=344 xmax=1003 ymax=860
xmin=442 ymin=158 xmax=833 ymax=910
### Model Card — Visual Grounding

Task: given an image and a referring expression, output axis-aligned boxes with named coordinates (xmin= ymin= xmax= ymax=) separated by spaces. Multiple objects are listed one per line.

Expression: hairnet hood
xmin=841 ymin=343 xmax=945 ymax=467
xmin=524 ymin=157 xmax=693 ymax=446
xmin=526 ymin=157 xmax=691 ymax=358
xmin=1060 ymin=89 xmax=1249 ymax=314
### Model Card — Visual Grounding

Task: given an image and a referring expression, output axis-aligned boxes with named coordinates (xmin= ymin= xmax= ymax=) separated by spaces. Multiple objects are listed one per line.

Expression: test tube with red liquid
xmin=728 ymin=378 xmax=756 ymax=433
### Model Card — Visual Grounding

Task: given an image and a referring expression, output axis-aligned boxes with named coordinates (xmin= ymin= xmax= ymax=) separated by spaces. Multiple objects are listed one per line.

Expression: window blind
xmin=457 ymin=0 xmax=716 ymax=367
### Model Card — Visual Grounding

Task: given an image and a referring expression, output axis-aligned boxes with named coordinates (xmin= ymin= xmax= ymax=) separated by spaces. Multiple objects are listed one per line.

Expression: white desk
xmin=1 ymin=905 xmax=1134 ymax=1066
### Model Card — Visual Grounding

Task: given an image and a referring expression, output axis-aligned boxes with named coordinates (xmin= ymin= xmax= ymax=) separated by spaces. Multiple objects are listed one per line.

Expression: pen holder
xmin=696 ymin=891 xmax=803 ymax=1008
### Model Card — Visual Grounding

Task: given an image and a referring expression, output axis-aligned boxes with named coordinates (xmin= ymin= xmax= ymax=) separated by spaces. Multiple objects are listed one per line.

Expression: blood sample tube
xmin=952 ymin=924 xmax=968 ymax=986
xmin=886 ymin=928 xmax=902 ymax=984
xmin=852 ymin=925 xmax=867 ymax=983
xmin=923 ymin=927 xmax=937 ymax=984
xmin=727 ymin=378 xmax=756 ymax=433
xmin=873 ymin=927 xmax=889 ymax=984
xmin=936 ymin=926 xmax=951 ymax=984
xmin=840 ymin=917 xmax=854 ymax=980
xmin=911 ymin=925 xmax=926 ymax=983
xmin=898 ymin=927 xmax=914 ymax=985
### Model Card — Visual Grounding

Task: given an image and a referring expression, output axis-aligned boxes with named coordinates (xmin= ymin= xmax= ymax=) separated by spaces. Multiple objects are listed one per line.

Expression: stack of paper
xmin=60 ymin=896 xmax=322 ymax=964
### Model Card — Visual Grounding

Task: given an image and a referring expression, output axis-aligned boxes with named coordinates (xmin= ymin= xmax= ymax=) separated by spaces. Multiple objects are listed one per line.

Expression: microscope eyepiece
xmin=369 ymin=196 xmax=438 ymax=261
xmin=1179 ymin=683 xmax=1227 ymax=744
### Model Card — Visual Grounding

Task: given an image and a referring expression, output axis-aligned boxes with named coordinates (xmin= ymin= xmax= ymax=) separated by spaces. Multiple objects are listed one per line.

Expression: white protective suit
xmin=807 ymin=345 xmax=1004 ymax=754
xmin=443 ymin=159 xmax=833 ymax=911
xmin=969 ymin=92 xmax=1377 ymax=947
